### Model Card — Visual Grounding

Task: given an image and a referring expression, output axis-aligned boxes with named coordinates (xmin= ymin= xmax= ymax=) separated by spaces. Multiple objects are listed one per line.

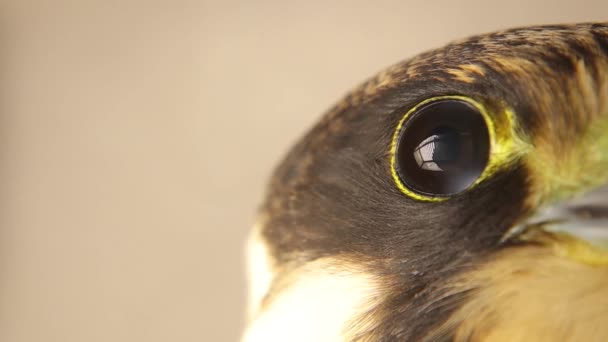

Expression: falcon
xmin=244 ymin=23 xmax=608 ymax=341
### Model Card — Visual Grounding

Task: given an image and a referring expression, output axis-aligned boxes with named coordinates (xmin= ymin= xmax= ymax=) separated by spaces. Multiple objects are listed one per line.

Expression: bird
xmin=243 ymin=23 xmax=608 ymax=342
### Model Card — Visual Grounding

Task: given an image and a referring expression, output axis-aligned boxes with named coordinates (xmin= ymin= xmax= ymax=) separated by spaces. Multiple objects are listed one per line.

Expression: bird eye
xmin=392 ymin=98 xmax=490 ymax=198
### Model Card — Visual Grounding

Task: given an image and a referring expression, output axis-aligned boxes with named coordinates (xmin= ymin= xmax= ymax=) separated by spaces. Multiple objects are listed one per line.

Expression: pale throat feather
xmin=244 ymin=225 xmax=383 ymax=342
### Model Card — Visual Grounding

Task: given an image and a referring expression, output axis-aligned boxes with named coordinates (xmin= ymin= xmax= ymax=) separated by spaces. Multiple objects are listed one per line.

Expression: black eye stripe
xmin=394 ymin=99 xmax=490 ymax=198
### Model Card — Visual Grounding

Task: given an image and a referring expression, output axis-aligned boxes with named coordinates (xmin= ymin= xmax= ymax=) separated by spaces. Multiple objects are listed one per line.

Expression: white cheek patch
xmin=243 ymin=253 xmax=381 ymax=342
xmin=245 ymin=225 xmax=275 ymax=319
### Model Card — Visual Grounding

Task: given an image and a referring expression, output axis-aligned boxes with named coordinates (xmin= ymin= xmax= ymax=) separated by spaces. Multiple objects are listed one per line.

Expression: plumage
xmin=244 ymin=23 xmax=608 ymax=341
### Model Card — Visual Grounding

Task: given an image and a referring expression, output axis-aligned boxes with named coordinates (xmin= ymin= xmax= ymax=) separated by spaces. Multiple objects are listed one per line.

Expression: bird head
xmin=244 ymin=23 xmax=608 ymax=341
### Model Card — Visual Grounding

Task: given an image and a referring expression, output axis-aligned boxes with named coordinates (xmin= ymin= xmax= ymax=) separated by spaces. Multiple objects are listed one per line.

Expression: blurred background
xmin=1 ymin=1 xmax=607 ymax=341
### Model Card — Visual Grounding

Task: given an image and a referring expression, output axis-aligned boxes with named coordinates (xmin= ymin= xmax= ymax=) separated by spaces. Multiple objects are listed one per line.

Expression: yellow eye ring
xmin=389 ymin=95 xmax=527 ymax=202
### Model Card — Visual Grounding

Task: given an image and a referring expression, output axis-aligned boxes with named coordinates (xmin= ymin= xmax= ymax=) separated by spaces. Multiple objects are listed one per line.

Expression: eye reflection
xmin=395 ymin=99 xmax=490 ymax=196
xmin=413 ymin=127 xmax=463 ymax=172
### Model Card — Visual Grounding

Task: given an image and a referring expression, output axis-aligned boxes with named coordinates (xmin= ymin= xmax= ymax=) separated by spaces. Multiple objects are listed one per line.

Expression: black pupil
xmin=395 ymin=99 xmax=490 ymax=196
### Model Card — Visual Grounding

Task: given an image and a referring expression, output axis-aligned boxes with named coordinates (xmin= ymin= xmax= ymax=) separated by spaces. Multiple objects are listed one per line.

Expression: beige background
xmin=1 ymin=1 xmax=607 ymax=341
